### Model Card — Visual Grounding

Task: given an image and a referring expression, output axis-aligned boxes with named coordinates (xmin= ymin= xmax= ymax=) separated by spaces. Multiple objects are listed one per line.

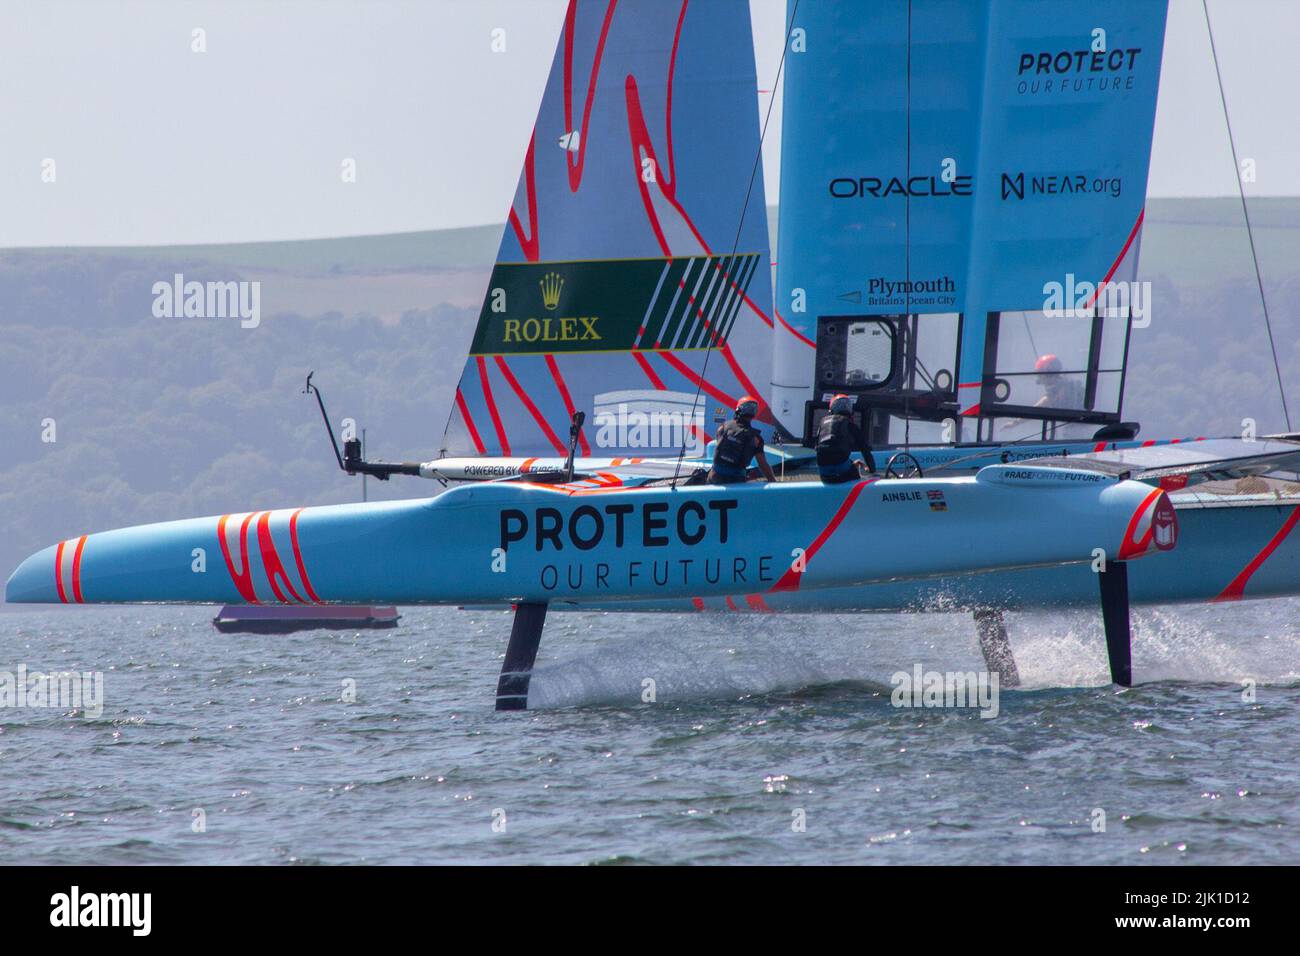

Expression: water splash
xmin=529 ymin=598 xmax=1300 ymax=708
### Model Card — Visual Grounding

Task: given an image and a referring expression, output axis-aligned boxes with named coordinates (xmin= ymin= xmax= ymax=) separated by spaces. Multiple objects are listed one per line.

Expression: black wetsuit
xmin=816 ymin=413 xmax=875 ymax=484
xmin=709 ymin=419 xmax=763 ymax=484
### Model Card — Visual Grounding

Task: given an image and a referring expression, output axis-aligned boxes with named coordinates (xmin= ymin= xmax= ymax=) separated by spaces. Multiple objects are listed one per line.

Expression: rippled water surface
xmin=1 ymin=600 xmax=1297 ymax=864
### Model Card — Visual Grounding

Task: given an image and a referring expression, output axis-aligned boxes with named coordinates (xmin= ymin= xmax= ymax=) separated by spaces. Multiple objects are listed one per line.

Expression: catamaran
xmin=7 ymin=0 xmax=1299 ymax=710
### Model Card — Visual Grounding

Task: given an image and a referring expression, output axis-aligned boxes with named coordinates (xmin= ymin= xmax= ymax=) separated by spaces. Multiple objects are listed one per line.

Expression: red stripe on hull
xmin=770 ymin=480 xmax=874 ymax=592
xmin=1215 ymin=506 xmax=1300 ymax=602
xmin=256 ymin=511 xmax=305 ymax=604
xmin=288 ymin=508 xmax=322 ymax=604
xmin=1117 ymin=488 xmax=1164 ymax=560
xmin=218 ymin=513 xmax=261 ymax=603
xmin=70 ymin=536 xmax=87 ymax=603
xmin=54 ymin=540 xmax=68 ymax=604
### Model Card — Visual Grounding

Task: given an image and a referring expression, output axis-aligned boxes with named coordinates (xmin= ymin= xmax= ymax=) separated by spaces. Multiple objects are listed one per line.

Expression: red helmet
xmin=830 ymin=393 xmax=854 ymax=414
xmin=735 ymin=396 xmax=760 ymax=419
xmin=1034 ymin=353 xmax=1063 ymax=374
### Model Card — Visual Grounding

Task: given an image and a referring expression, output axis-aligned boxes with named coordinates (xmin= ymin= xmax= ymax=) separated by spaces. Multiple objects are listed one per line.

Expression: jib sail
xmin=440 ymin=0 xmax=775 ymax=460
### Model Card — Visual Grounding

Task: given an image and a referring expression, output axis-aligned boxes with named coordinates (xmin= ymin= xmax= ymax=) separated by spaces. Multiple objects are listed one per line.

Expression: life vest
xmin=815 ymin=414 xmax=854 ymax=467
xmin=713 ymin=419 xmax=758 ymax=475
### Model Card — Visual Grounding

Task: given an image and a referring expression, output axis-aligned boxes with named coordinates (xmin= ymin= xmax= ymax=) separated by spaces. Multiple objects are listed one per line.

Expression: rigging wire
xmin=903 ymin=0 xmax=912 ymax=452
xmin=1202 ymin=0 xmax=1292 ymax=431
xmin=671 ymin=0 xmax=801 ymax=487
xmin=1020 ymin=313 xmax=1040 ymax=362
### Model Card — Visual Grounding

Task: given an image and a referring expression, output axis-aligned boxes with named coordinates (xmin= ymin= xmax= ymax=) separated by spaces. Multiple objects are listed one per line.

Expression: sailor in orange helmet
xmin=1032 ymin=353 xmax=1084 ymax=410
xmin=708 ymin=396 xmax=777 ymax=484
xmin=815 ymin=393 xmax=876 ymax=484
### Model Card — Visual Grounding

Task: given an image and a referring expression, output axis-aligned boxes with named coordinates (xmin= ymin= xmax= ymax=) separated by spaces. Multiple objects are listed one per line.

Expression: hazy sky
xmin=1 ymin=0 xmax=1295 ymax=247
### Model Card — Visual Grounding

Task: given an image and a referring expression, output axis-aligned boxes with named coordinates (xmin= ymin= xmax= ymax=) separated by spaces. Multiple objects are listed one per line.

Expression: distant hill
xmin=2 ymin=197 xmax=1298 ymax=598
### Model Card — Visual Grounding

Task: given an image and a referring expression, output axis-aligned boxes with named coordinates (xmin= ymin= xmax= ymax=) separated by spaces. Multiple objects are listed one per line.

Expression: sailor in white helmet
xmin=708 ymin=396 xmax=777 ymax=484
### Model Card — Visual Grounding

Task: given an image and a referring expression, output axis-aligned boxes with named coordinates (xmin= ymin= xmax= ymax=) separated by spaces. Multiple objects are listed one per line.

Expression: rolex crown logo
xmin=539 ymin=271 xmax=564 ymax=311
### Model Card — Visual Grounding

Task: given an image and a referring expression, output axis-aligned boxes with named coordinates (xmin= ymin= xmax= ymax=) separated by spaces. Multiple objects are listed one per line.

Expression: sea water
xmin=0 ymin=600 xmax=1296 ymax=865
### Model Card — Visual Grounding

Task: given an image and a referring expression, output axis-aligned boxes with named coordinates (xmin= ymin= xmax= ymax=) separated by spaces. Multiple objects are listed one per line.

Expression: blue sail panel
xmin=956 ymin=0 xmax=1168 ymax=415
xmin=904 ymin=5 xmax=988 ymax=311
xmin=773 ymin=0 xmax=1168 ymax=431
xmin=772 ymin=1 xmax=987 ymax=433
xmin=442 ymin=0 xmax=775 ymax=459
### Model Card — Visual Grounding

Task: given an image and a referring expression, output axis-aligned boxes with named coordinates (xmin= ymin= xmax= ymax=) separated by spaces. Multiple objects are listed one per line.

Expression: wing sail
xmin=773 ymin=0 xmax=1169 ymax=438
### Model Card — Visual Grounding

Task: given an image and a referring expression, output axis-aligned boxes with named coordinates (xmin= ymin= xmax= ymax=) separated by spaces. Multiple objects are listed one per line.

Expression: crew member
xmin=708 ymin=396 xmax=777 ymax=484
xmin=816 ymin=393 xmax=876 ymax=484
xmin=1026 ymin=353 xmax=1091 ymax=439
xmin=1032 ymin=354 xmax=1084 ymax=410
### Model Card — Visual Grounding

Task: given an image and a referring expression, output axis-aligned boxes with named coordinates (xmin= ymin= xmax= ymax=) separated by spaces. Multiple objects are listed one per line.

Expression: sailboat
xmin=7 ymin=0 xmax=1299 ymax=710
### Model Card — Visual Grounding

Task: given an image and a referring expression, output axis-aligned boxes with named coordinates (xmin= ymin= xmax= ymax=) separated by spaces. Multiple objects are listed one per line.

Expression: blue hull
xmin=6 ymin=471 xmax=1173 ymax=608
xmin=578 ymin=499 xmax=1300 ymax=613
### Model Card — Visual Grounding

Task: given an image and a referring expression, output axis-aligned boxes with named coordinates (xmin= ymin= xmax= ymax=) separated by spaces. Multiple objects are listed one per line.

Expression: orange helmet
xmin=830 ymin=393 xmax=854 ymax=414
xmin=1034 ymin=353 xmax=1063 ymax=374
xmin=735 ymin=396 xmax=759 ymax=419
